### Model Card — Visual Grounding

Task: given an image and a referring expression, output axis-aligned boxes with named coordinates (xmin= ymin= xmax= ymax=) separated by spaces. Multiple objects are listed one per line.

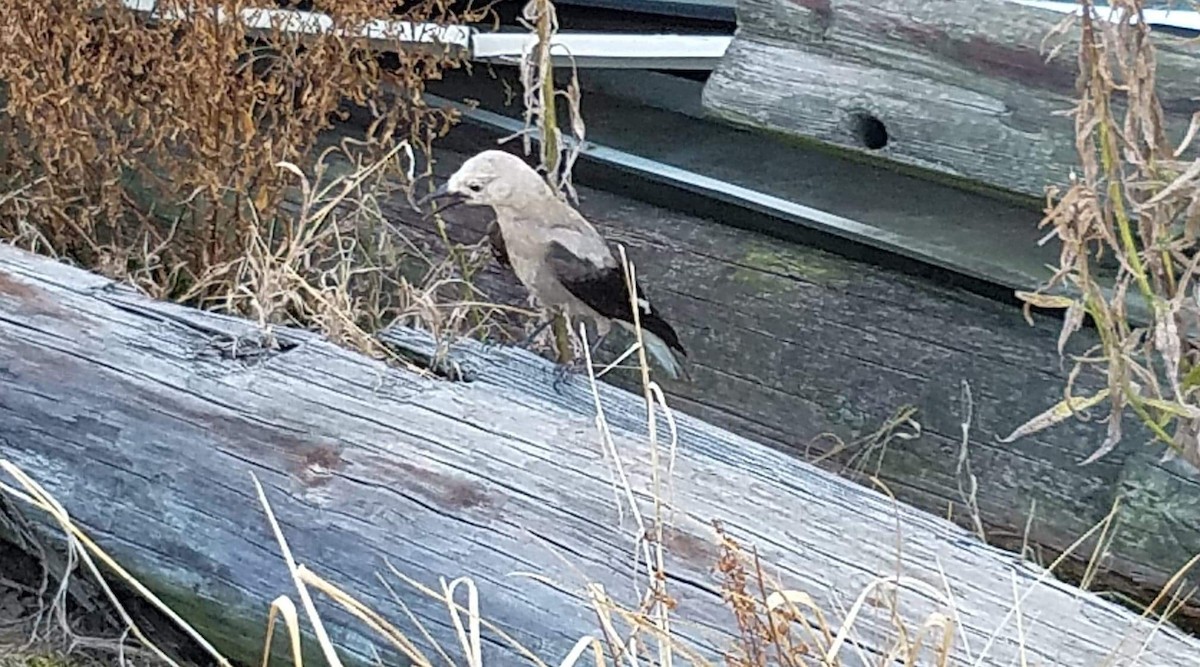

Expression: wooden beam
xmin=3 ymin=241 xmax=1199 ymax=665
xmin=700 ymin=0 xmax=1200 ymax=197
xmin=388 ymin=136 xmax=1200 ymax=628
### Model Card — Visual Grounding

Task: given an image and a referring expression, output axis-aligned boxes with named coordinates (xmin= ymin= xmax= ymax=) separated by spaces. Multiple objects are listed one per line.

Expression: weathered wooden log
xmin=381 ymin=137 xmax=1200 ymax=628
xmin=700 ymin=0 xmax=1200 ymax=197
xmin=3 ymin=241 xmax=1200 ymax=665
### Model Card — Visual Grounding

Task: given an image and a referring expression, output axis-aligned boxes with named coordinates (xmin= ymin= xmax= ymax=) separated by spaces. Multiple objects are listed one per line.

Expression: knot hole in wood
xmin=848 ymin=110 xmax=889 ymax=150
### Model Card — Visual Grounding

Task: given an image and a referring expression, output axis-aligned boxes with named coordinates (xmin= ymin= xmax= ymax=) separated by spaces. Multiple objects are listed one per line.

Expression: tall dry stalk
xmin=1012 ymin=0 xmax=1200 ymax=470
xmin=510 ymin=0 xmax=587 ymax=363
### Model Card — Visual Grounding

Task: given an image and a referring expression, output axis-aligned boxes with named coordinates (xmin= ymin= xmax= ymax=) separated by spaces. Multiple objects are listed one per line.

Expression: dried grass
xmin=0 ymin=0 xmax=509 ymax=362
xmin=1012 ymin=0 xmax=1200 ymax=470
xmin=501 ymin=0 xmax=588 ymax=363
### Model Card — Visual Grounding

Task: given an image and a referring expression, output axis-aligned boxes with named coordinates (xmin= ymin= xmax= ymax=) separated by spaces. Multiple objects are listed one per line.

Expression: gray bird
xmin=416 ymin=150 xmax=688 ymax=380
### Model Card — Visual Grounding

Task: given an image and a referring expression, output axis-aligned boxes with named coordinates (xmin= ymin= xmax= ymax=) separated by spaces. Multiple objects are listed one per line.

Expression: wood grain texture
xmin=700 ymin=0 xmax=1200 ymax=197
xmin=2 ymin=241 xmax=1200 ymax=666
xmin=390 ymin=144 xmax=1200 ymax=627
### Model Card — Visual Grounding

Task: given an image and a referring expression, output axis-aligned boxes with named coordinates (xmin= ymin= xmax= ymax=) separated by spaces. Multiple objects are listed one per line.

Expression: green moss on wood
xmin=134 ymin=574 xmax=405 ymax=667
xmin=733 ymin=238 xmax=852 ymax=289
xmin=0 ymin=654 xmax=81 ymax=667
xmin=1111 ymin=452 xmax=1200 ymax=580
xmin=139 ymin=579 xmax=293 ymax=667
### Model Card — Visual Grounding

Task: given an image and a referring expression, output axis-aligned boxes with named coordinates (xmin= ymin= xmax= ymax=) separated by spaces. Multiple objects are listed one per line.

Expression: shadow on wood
xmin=2 ymin=241 xmax=1199 ymax=664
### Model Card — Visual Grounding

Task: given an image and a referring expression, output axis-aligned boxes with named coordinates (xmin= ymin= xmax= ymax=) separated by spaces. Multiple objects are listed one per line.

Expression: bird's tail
xmin=617 ymin=321 xmax=690 ymax=381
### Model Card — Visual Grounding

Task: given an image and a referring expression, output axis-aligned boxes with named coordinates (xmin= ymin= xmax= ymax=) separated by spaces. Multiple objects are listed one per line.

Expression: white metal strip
xmin=117 ymin=0 xmax=731 ymax=69
xmin=470 ymin=31 xmax=731 ymax=68
xmin=120 ymin=0 xmax=473 ymax=47
xmin=1004 ymin=0 xmax=1200 ymax=32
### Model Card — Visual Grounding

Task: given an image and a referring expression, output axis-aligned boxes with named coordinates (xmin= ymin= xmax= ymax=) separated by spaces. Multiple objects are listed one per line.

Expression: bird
xmin=415 ymin=149 xmax=689 ymax=381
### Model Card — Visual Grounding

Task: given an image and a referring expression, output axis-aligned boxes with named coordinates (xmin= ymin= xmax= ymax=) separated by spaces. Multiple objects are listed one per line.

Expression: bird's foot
xmin=478 ymin=341 xmax=501 ymax=360
xmin=517 ymin=319 xmax=553 ymax=351
xmin=475 ymin=331 xmax=516 ymax=360
xmin=515 ymin=336 xmax=539 ymax=352
xmin=551 ymin=357 xmax=585 ymax=393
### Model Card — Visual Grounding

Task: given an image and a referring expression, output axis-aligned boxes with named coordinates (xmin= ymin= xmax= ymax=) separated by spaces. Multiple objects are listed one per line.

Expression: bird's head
xmin=416 ymin=150 xmax=549 ymax=217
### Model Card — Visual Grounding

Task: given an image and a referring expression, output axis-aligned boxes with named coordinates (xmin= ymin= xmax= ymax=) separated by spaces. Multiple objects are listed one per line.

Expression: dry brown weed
xmin=1013 ymin=0 xmax=1200 ymax=470
xmin=0 ymin=0 xmax=505 ymax=358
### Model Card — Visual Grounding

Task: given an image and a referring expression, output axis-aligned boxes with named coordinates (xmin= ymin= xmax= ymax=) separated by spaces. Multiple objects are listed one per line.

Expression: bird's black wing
xmin=486 ymin=220 xmax=511 ymax=268
xmin=545 ymin=241 xmax=687 ymax=356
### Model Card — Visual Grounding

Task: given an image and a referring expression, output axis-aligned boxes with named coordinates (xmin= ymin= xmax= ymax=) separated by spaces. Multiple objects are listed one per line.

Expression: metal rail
xmin=118 ymin=0 xmax=731 ymax=70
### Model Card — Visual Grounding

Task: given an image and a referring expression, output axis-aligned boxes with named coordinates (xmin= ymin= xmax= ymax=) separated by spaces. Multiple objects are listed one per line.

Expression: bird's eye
xmin=468 ymin=182 xmax=483 ymax=193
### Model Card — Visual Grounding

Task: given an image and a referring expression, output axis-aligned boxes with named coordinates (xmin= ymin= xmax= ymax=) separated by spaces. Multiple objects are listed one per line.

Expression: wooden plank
xmin=387 ymin=140 xmax=1200 ymax=627
xmin=700 ymin=0 xmax=1200 ymax=197
xmin=2 ymin=242 xmax=1200 ymax=666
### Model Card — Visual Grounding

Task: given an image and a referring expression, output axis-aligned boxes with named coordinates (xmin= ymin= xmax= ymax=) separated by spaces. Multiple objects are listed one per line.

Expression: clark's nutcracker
xmin=417 ymin=150 xmax=688 ymax=379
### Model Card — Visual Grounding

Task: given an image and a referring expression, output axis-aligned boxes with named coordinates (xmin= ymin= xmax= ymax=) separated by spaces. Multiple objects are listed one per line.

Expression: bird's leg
xmin=516 ymin=318 xmax=553 ymax=350
xmin=551 ymin=347 xmax=587 ymax=391
xmin=552 ymin=360 xmax=578 ymax=392
xmin=580 ymin=317 xmax=615 ymax=370
xmin=587 ymin=330 xmax=610 ymax=363
xmin=551 ymin=315 xmax=594 ymax=393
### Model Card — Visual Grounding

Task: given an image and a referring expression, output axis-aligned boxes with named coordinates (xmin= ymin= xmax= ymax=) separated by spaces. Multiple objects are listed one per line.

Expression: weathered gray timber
xmin=701 ymin=0 xmax=1200 ymax=198
xmin=3 ymin=243 xmax=1200 ymax=667
xmin=386 ymin=142 xmax=1200 ymax=628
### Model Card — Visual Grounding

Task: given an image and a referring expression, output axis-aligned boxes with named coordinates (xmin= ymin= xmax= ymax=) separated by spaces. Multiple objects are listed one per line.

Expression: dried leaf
xmin=1140 ymin=397 xmax=1200 ymax=420
xmin=1138 ymin=158 xmax=1200 ymax=210
xmin=1174 ymin=111 xmax=1200 ymax=158
xmin=254 ymin=185 xmax=271 ymax=213
xmin=996 ymin=389 xmax=1111 ymax=444
xmin=1059 ymin=300 xmax=1085 ymax=356
xmin=1078 ymin=405 xmax=1124 ymax=466
xmin=240 ymin=107 xmax=257 ymax=143
xmin=1015 ymin=291 xmax=1077 ymax=310
xmin=1153 ymin=301 xmax=1183 ymax=399
xmin=0 ymin=0 xmax=488 ymax=369
xmin=1175 ymin=421 xmax=1200 ymax=470
xmin=1015 ymin=290 xmax=1078 ymax=326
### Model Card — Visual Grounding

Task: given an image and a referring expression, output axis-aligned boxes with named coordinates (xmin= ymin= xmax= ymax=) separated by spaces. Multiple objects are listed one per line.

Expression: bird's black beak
xmin=415 ymin=182 xmax=468 ymax=219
